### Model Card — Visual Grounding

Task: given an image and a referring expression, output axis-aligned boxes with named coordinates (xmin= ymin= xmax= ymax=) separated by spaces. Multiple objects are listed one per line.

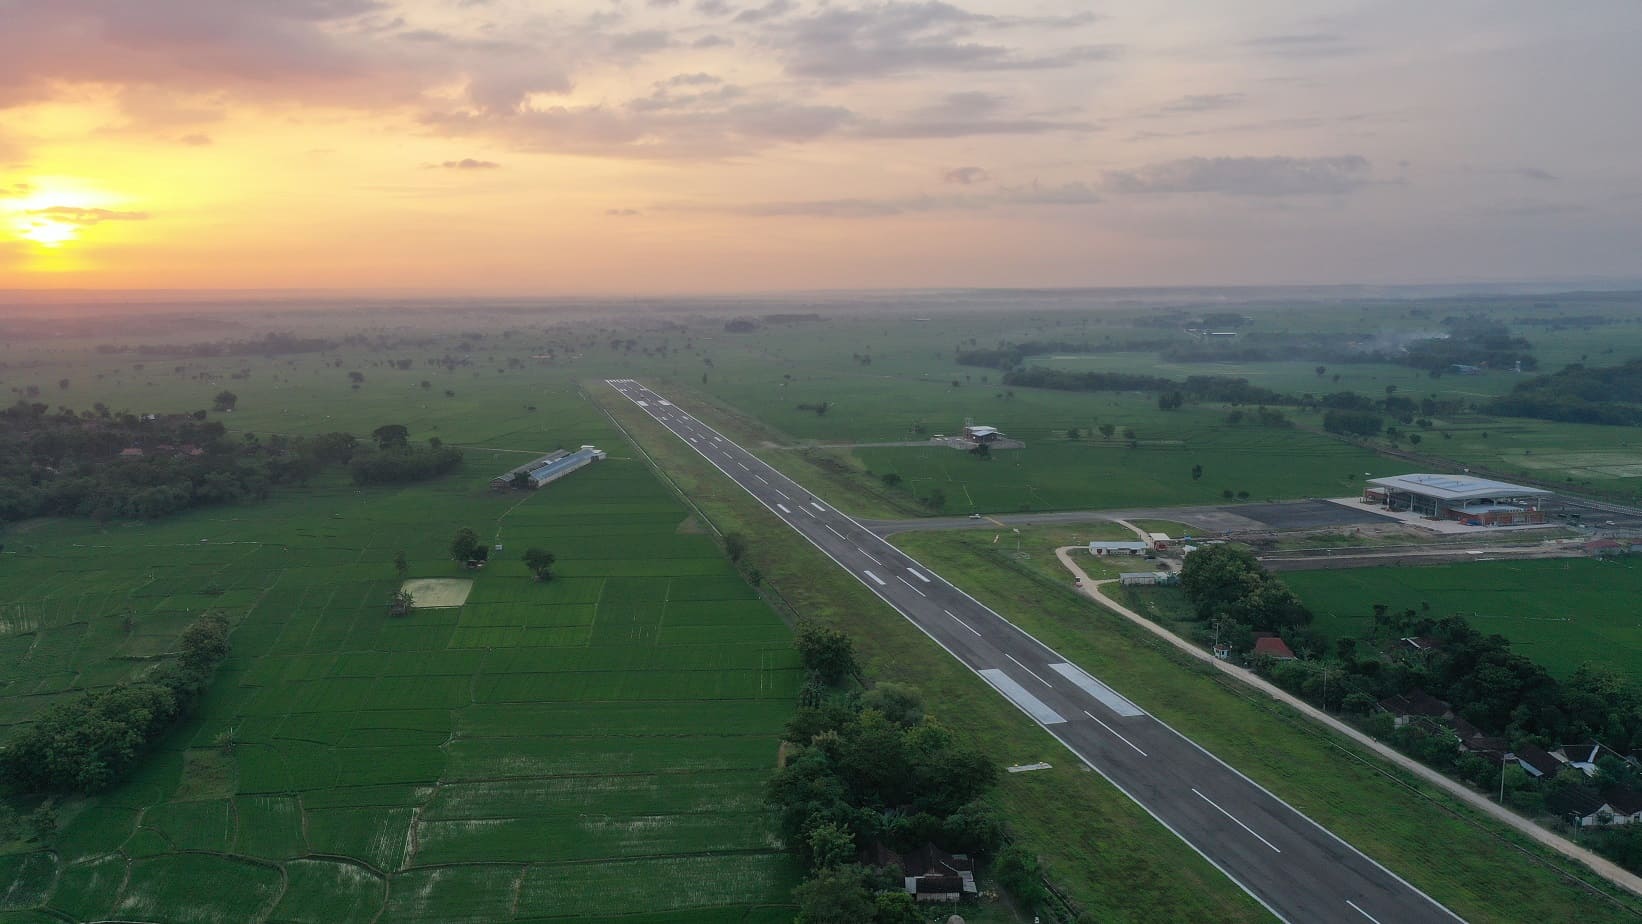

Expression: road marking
xmin=635 ymin=400 xmax=649 ymax=407
xmin=776 ymin=503 xmax=791 ymax=513
xmin=802 ymin=508 xmax=815 ymax=518
xmin=1006 ymin=654 xmax=1051 ymax=687
xmin=737 ymin=462 xmax=749 ymax=470
xmin=1346 ymin=900 xmax=1384 ymax=924
xmin=863 ymin=570 xmax=886 ymax=586
xmin=855 ymin=547 xmax=880 ymax=564
xmin=1083 ymin=710 xmax=1148 ymax=757
xmin=755 ymin=475 xmax=769 ymax=484
xmin=688 ymin=436 xmax=698 ymax=443
xmin=825 ymin=524 xmax=846 ymax=539
xmin=775 ymin=489 xmax=789 ymax=499
xmin=1192 ymin=789 xmax=1281 ymax=853
xmin=943 ymin=609 xmax=982 ymax=636
xmin=979 ymin=669 xmax=1066 ymax=725
xmin=907 ymin=568 xmax=931 ymax=583
xmin=1048 ymin=663 xmax=1145 ymax=718
xmin=895 ymin=575 xmax=927 ymax=597
xmin=811 ymin=502 xmax=825 ymax=511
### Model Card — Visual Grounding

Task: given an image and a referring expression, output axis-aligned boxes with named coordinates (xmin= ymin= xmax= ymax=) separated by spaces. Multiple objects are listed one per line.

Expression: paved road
xmin=862 ymin=498 xmax=1397 ymax=537
xmin=608 ymin=380 xmax=1463 ymax=924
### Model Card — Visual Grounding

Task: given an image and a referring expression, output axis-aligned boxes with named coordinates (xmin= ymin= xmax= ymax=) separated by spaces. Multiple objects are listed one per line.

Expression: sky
xmin=0 ymin=0 xmax=1639 ymax=294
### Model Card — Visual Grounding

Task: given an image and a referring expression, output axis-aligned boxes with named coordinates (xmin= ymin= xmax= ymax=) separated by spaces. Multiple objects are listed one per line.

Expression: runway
xmin=606 ymin=379 xmax=1463 ymax=924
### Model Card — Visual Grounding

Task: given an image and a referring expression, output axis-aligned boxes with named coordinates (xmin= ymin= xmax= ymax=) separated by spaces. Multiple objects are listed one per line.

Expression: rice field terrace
xmin=0 ymin=369 xmax=800 ymax=922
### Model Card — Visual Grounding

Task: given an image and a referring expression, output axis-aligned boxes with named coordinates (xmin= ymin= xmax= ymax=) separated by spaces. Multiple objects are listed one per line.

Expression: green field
xmin=1285 ymin=558 xmax=1642 ymax=678
xmin=0 ymin=374 xmax=799 ymax=921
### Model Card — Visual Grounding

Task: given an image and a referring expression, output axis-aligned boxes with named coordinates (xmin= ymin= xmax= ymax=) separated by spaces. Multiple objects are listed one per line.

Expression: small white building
xmin=1089 ymin=540 xmax=1151 ymax=556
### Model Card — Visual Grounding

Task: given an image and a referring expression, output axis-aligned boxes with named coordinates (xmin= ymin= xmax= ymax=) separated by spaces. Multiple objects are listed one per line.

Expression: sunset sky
xmin=1 ymin=0 xmax=1639 ymax=293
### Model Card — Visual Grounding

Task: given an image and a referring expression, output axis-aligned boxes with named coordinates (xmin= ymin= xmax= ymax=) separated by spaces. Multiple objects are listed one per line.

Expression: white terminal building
xmin=1362 ymin=473 xmax=1551 ymax=526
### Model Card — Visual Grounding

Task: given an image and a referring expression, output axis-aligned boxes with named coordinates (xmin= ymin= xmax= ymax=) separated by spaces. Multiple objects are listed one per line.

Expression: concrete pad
xmin=399 ymin=578 xmax=473 ymax=608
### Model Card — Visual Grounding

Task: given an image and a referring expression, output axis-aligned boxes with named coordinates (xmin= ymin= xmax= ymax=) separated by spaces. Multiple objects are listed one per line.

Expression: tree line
xmin=1488 ymin=359 xmax=1642 ymax=426
xmin=0 ymin=613 xmax=231 ymax=794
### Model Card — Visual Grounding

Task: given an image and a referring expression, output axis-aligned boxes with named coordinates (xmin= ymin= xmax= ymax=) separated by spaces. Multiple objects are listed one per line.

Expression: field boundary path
xmin=606 ymin=378 xmax=1466 ymax=924
xmin=1055 ymin=546 xmax=1642 ymax=902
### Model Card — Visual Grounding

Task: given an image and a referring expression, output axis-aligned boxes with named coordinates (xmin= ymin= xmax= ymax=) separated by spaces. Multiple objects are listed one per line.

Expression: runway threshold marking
xmin=979 ymin=669 xmax=1066 ymax=725
xmin=1048 ymin=662 xmax=1145 ymax=717
xmin=1192 ymin=789 xmax=1281 ymax=853
xmin=896 ymin=575 xmax=927 ymax=597
xmin=1083 ymin=710 xmax=1148 ymax=757
xmin=943 ymin=609 xmax=982 ymax=636
xmin=1346 ymin=900 xmax=1384 ymax=924
xmin=1005 ymin=654 xmax=1052 ymax=687
xmin=863 ymin=570 xmax=887 ymax=586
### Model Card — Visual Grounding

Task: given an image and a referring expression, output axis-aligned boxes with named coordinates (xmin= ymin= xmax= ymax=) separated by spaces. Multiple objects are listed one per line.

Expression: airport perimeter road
xmin=608 ymin=379 xmax=1464 ymax=924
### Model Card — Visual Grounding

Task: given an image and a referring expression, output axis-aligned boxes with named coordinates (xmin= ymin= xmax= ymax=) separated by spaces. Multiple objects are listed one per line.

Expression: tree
xmin=862 ymin=682 xmax=925 ymax=727
xmin=393 ymin=550 xmax=408 ymax=579
xmin=510 ymin=470 xmax=531 ymax=489
xmin=310 ymin=431 xmax=358 ymax=464
xmin=348 ymin=371 xmax=366 ymax=385
xmin=25 ymin=801 xmax=56 ymax=842
xmin=796 ymin=623 xmax=856 ymax=685
xmin=1098 ymin=423 xmax=1116 ymax=439
xmin=879 ymin=472 xmax=902 ymax=488
xmin=993 ymin=843 xmax=1049 ymax=910
xmin=723 ymin=532 xmax=748 ymax=562
xmin=1316 ymin=365 xmax=1327 ymax=376
xmin=176 ymin=613 xmax=231 ymax=675
xmin=372 ymin=424 xmax=410 ymax=450
xmin=806 ymin=821 xmax=856 ymax=870
xmin=1065 ymin=427 xmax=1081 ymax=440
xmin=450 ymin=527 xmax=481 ymax=563
xmin=522 ymin=547 xmax=556 ymax=582
xmin=1158 ymin=390 xmax=1185 ymax=410
xmin=872 ymin=892 xmax=921 ymax=924
xmin=793 ymin=865 xmax=874 ymax=924
xmin=922 ymin=488 xmax=946 ymax=511
xmin=212 ymin=390 xmax=238 ymax=412
xmin=390 ymin=590 xmax=414 ymax=616
xmin=1191 ymin=464 xmax=1203 ymax=481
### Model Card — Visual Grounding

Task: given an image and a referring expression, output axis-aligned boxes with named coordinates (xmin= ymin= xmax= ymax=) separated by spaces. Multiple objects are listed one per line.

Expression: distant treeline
xmin=0 ymin=402 xmax=463 ymax=524
xmin=1 ymin=614 xmax=230 ymax=793
xmin=1000 ymin=367 xmax=1293 ymax=406
xmin=97 ymin=331 xmax=336 ymax=358
xmin=1488 ymin=359 xmax=1642 ymax=426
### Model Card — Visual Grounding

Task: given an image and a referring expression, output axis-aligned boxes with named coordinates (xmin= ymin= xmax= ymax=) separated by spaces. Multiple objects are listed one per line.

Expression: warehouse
xmin=490 ymin=446 xmax=606 ymax=490
xmin=1089 ymin=540 xmax=1152 ymax=556
xmin=1362 ymin=473 xmax=1550 ymax=526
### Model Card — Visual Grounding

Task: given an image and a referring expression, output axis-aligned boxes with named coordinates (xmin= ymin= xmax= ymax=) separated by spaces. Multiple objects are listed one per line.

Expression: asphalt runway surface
xmin=608 ymin=380 xmax=1465 ymax=924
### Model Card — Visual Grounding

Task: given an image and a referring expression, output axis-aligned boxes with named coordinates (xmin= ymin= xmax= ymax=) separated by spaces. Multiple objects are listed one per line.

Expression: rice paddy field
xmin=0 ymin=362 xmax=800 ymax=921
xmin=1284 ymin=557 xmax=1642 ymax=679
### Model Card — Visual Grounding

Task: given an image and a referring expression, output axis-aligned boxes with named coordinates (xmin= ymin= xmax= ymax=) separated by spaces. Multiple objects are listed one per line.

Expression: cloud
xmin=690 ymin=181 xmax=1101 ymax=217
xmin=437 ymin=158 xmax=501 ymax=169
xmin=943 ymin=166 xmax=990 ymax=185
xmin=1104 ymin=155 xmax=1373 ymax=197
xmin=734 ymin=0 xmax=795 ymax=24
xmin=696 ymin=0 xmax=734 ymax=15
xmin=178 ymin=133 xmax=214 ymax=146
xmin=1158 ymin=93 xmax=1244 ymax=114
xmin=692 ymin=34 xmax=734 ymax=48
xmin=1514 ymin=167 xmax=1557 ymax=182
xmin=28 ymin=206 xmax=151 ymax=225
xmin=855 ymin=91 xmax=1093 ymax=139
xmin=0 ymin=183 xmax=31 ymax=199
xmin=1241 ymin=33 xmax=1358 ymax=58
xmin=606 ymin=208 xmax=642 ymax=216
xmin=769 ymin=2 xmax=1118 ymax=81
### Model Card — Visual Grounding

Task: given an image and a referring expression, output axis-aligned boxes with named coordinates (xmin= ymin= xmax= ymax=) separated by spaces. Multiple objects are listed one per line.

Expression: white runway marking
xmin=864 ymin=570 xmax=887 ymax=586
xmin=855 ymin=547 xmax=880 ymax=564
xmin=1049 ymin=662 xmax=1145 ymax=717
xmin=737 ymin=462 xmax=749 ymax=470
xmin=635 ymin=400 xmax=649 ymax=406
xmin=825 ymin=524 xmax=846 ymax=539
xmin=1006 ymin=654 xmax=1051 ymax=687
xmin=775 ymin=489 xmax=790 ymax=499
xmin=979 ymin=669 xmax=1066 ymax=725
xmin=811 ymin=502 xmax=825 ymax=511
xmin=1083 ymin=710 xmax=1148 ymax=757
xmin=755 ymin=475 xmax=769 ymax=484
xmin=1193 ymin=789 xmax=1281 ymax=853
xmin=943 ymin=609 xmax=982 ymax=636
xmin=688 ymin=436 xmax=698 ymax=443
xmin=1346 ymin=900 xmax=1384 ymax=924
xmin=896 ymin=575 xmax=927 ymax=597
xmin=776 ymin=503 xmax=791 ymax=513
xmin=907 ymin=568 xmax=931 ymax=583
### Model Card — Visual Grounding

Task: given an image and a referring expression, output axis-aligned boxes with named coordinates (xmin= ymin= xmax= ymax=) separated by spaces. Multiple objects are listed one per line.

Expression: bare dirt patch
xmin=400 ymin=578 xmax=473 ymax=608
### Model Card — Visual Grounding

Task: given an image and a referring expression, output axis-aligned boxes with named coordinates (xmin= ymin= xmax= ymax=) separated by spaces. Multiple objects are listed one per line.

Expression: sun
xmin=19 ymin=219 xmax=79 ymax=248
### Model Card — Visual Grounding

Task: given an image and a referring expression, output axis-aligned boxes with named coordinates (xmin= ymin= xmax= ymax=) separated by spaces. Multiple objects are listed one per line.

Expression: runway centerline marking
xmin=863 ymin=570 xmax=887 ymax=586
xmin=855 ymin=547 xmax=880 ymax=565
xmin=774 ymin=489 xmax=790 ymax=499
xmin=907 ymin=568 xmax=931 ymax=583
xmin=755 ymin=475 xmax=769 ymax=484
xmin=943 ymin=609 xmax=982 ymax=636
xmin=825 ymin=524 xmax=846 ymax=539
xmin=1083 ymin=710 xmax=1148 ymax=757
xmin=811 ymin=502 xmax=826 ymax=511
xmin=776 ymin=503 xmax=791 ymax=514
xmin=1193 ymin=789 xmax=1281 ymax=854
xmin=1347 ymin=900 xmax=1384 ymax=924
xmin=895 ymin=575 xmax=927 ymax=597
xmin=1006 ymin=654 xmax=1052 ymax=687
